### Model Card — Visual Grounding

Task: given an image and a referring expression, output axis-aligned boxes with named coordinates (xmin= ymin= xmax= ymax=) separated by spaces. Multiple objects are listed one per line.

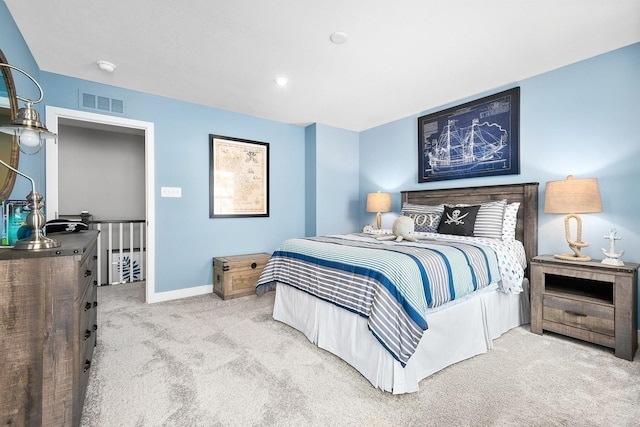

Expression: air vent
xmin=79 ymin=91 xmax=124 ymax=114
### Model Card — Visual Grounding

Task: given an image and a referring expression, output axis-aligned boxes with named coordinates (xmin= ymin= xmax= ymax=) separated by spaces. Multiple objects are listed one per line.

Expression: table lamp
xmin=366 ymin=191 xmax=391 ymax=230
xmin=544 ymin=175 xmax=602 ymax=261
xmin=0 ymin=61 xmax=59 ymax=249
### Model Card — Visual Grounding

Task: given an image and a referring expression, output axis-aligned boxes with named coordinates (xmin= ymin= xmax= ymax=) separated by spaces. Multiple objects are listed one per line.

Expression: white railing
xmin=93 ymin=220 xmax=146 ymax=285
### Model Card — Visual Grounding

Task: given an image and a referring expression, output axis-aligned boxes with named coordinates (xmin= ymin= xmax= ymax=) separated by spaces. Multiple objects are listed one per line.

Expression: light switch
xmin=161 ymin=186 xmax=182 ymax=198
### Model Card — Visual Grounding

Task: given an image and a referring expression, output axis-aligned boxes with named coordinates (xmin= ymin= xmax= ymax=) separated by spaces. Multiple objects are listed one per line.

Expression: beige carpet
xmin=80 ymin=282 xmax=640 ymax=427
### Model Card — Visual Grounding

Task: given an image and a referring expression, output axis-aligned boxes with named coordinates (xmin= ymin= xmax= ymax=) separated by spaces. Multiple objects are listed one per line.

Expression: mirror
xmin=0 ymin=49 xmax=20 ymax=201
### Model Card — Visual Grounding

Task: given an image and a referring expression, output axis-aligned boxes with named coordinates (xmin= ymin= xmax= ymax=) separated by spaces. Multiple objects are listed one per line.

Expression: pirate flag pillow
xmin=437 ymin=205 xmax=481 ymax=236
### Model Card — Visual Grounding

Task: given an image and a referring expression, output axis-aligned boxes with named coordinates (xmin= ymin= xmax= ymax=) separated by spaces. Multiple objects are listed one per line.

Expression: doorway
xmin=45 ymin=106 xmax=156 ymax=302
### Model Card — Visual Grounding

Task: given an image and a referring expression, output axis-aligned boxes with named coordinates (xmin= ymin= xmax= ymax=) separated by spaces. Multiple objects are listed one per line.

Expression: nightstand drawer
xmin=543 ymin=294 xmax=614 ymax=336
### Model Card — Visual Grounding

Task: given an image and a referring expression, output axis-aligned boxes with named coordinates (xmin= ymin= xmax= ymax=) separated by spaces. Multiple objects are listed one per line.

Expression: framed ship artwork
xmin=417 ymin=87 xmax=520 ymax=183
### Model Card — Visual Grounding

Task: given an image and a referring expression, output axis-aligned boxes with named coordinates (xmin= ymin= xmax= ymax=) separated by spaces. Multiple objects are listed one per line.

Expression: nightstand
xmin=530 ymin=255 xmax=639 ymax=360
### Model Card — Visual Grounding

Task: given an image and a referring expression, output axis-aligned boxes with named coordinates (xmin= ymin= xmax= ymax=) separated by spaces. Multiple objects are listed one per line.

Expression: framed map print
xmin=209 ymin=134 xmax=269 ymax=218
xmin=418 ymin=87 xmax=520 ymax=183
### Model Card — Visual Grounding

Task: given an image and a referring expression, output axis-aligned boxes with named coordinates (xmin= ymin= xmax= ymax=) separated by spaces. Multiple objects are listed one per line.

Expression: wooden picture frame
xmin=417 ymin=87 xmax=520 ymax=183
xmin=209 ymin=134 xmax=269 ymax=218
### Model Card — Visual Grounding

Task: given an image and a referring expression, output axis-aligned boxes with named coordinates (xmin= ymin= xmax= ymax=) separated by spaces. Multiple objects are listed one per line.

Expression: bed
xmin=257 ymin=182 xmax=539 ymax=394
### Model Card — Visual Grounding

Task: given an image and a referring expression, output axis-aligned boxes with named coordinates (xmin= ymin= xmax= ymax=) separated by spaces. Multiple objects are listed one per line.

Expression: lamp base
xmin=13 ymin=233 xmax=60 ymax=250
xmin=556 ymin=213 xmax=590 ymax=261
xmin=554 ymin=253 xmax=591 ymax=262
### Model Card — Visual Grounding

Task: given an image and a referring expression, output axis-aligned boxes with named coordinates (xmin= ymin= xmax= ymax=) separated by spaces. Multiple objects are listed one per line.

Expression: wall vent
xmin=79 ymin=91 xmax=124 ymax=114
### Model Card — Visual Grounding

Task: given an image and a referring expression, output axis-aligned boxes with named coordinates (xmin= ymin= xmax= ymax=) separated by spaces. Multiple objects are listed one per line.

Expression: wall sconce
xmin=544 ymin=175 xmax=602 ymax=261
xmin=366 ymin=191 xmax=391 ymax=230
xmin=0 ymin=61 xmax=59 ymax=250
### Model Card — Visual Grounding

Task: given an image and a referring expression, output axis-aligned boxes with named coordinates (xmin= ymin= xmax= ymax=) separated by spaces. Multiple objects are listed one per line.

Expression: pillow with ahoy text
xmin=437 ymin=205 xmax=480 ymax=236
xmin=401 ymin=209 xmax=442 ymax=233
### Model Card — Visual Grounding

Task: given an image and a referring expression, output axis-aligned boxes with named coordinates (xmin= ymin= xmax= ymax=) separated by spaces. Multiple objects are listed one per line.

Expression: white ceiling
xmin=5 ymin=0 xmax=640 ymax=132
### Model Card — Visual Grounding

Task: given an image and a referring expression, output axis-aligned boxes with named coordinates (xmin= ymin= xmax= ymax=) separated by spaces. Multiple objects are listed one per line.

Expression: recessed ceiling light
xmin=274 ymin=77 xmax=288 ymax=86
xmin=330 ymin=32 xmax=348 ymax=44
xmin=97 ymin=60 xmax=116 ymax=73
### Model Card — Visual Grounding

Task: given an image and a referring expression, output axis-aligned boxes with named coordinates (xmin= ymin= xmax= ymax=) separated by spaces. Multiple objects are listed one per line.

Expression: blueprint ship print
xmin=418 ymin=87 xmax=519 ymax=183
xmin=427 ymin=118 xmax=508 ymax=174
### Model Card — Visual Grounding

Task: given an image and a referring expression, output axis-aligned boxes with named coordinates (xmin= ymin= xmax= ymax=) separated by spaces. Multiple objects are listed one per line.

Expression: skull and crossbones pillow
xmin=437 ymin=205 xmax=481 ymax=236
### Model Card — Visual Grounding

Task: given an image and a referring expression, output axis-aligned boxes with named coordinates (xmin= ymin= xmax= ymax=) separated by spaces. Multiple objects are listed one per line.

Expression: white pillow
xmin=502 ymin=202 xmax=520 ymax=241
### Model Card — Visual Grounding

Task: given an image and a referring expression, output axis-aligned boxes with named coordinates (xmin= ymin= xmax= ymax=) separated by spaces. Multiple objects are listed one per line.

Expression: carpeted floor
xmin=80 ymin=282 xmax=640 ymax=427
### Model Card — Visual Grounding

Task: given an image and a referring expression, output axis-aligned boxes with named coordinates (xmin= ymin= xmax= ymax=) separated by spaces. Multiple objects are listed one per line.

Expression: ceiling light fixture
xmin=330 ymin=32 xmax=348 ymax=45
xmin=274 ymin=77 xmax=288 ymax=86
xmin=97 ymin=60 xmax=116 ymax=73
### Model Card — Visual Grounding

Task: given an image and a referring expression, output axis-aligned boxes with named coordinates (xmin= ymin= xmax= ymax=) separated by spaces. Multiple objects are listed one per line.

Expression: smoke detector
xmin=97 ymin=60 xmax=116 ymax=73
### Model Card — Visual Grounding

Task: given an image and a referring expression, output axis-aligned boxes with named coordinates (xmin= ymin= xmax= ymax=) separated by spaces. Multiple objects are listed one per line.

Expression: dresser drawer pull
xmin=565 ymin=310 xmax=587 ymax=317
xmin=84 ymin=329 xmax=92 ymax=340
xmin=84 ymin=302 xmax=92 ymax=311
xmin=93 ymin=301 xmax=98 ymax=308
xmin=85 ymin=269 xmax=92 ymax=277
xmin=92 ymin=324 xmax=98 ymax=331
xmin=83 ymin=360 xmax=91 ymax=372
xmin=251 ymin=262 xmax=257 ymax=269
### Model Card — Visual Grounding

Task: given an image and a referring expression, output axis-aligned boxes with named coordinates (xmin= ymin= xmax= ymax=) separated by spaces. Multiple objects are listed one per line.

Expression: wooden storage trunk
xmin=213 ymin=252 xmax=271 ymax=299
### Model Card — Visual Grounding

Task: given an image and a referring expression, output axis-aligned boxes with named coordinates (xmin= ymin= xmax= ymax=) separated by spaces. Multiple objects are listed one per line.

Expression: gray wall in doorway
xmin=58 ymin=125 xmax=145 ymax=221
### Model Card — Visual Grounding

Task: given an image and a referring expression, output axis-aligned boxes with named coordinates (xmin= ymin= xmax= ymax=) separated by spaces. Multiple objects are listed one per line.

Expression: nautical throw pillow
xmin=438 ymin=205 xmax=480 ymax=236
xmin=401 ymin=209 xmax=442 ymax=233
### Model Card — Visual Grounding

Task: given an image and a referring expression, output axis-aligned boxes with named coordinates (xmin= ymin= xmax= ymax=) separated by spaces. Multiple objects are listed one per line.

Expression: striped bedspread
xmin=256 ymin=235 xmax=501 ymax=366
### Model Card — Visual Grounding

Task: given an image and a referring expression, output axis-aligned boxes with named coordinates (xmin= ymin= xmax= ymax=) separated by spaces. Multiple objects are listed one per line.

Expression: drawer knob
xmin=565 ymin=310 xmax=587 ymax=317
xmin=251 ymin=262 xmax=257 ymax=269
xmin=85 ymin=269 xmax=92 ymax=277
xmin=84 ymin=329 xmax=92 ymax=340
xmin=83 ymin=360 xmax=91 ymax=372
xmin=93 ymin=301 xmax=98 ymax=308
xmin=84 ymin=302 xmax=92 ymax=311
xmin=92 ymin=324 xmax=98 ymax=331
xmin=93 ymin=255 xmax=98 ymax=260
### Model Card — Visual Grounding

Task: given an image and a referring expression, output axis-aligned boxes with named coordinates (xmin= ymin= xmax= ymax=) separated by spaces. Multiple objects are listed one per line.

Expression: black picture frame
xmin=209 ymin=134 xmax=269 ymax=218
xmin=417 ymin=87 xmax=520 ymax=183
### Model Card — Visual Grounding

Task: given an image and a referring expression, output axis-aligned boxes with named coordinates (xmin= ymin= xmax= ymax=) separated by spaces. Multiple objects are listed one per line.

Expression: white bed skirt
xmin=273 ymin=280 xmax=530 ymax=394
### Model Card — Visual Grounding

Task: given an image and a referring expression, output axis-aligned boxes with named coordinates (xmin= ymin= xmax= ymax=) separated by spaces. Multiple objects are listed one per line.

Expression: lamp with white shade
xmin=366 ymin=191 xmax=391 ymax=230
xmin=544 ymin=175 xmax=602 ymax=262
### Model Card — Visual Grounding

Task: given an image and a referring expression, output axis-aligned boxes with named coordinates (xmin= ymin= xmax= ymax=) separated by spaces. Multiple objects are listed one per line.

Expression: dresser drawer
xmin=543 ymin=294 xmax=614 ymax=336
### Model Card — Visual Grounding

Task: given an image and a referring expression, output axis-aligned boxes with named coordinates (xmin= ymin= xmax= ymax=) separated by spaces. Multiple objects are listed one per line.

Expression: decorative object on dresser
xmin=530 ymin=255 xmax=638 ymax=361
xmin=0 ymin=230 xmax=100 ymax=426
xmin=365 ymin=191 xmax=391 ymax=229
xmin=601 ymin=228 xmax=624 ymax=266
xmin=544 ymin=175 xmax=602 ymax=262
xmin=213 ymin=252 xmax=271 ymax=299
xmin=0 ymin=54 xmax=59 ymax=250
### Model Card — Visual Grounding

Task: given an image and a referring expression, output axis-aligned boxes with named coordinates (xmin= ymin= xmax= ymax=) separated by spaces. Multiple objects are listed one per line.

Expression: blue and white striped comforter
xmin=256 ymin=235 xmax=502 ymax=366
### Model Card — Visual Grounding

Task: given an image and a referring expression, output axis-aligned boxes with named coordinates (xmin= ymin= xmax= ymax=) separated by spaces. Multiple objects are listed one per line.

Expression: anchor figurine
xmin=601 ymin=228 xmax=624 ymax=266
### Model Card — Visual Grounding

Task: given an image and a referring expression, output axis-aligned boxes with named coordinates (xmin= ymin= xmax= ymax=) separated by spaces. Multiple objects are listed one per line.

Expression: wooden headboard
xmin=401 ymin=182 xmax=539 ymax=272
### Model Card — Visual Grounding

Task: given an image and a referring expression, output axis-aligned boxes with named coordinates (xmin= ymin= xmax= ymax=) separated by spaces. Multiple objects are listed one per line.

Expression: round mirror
xmin=0 ymin=49 xmax=20 ymax=200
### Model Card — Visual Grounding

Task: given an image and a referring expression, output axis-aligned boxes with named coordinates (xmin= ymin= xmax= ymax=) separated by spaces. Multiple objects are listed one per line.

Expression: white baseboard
xmin=146 ymin=284 xmax=213 ymax=304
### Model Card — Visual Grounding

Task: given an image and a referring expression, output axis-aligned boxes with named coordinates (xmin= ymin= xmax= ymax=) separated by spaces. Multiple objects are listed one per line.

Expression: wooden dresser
xmin=0 ymin=230 xmax=99 ymax=426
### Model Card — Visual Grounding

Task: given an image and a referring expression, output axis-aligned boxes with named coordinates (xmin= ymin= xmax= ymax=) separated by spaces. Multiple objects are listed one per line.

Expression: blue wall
xmin=360 ymin=42 xmax=640 ymax=326
xmin=308 ymin=123 xmax=360 ymax=236
xmin=39 ymin=72 xmax=307 ymax=293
